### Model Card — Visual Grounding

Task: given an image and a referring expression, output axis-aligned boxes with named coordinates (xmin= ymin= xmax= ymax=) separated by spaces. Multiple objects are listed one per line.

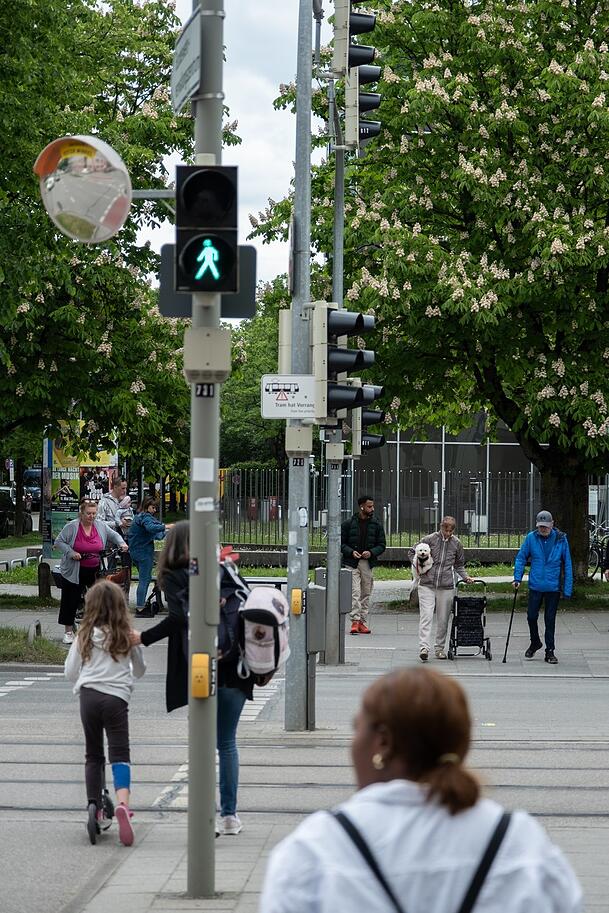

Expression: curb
xmin=0 ymin=662 xmax=64 ymax=673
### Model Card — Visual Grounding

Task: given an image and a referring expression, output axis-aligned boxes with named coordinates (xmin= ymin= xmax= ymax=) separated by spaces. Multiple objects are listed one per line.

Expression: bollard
xmin=27 ymin=620 xmax=42 ymax=644
xmin=338 ymin=568 xmax=352 ymax=664
xmin=306 ymin=583 xmax=327 ymax=731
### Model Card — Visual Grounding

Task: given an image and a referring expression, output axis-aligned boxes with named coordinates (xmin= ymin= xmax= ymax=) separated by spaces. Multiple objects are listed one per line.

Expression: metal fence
xmin=218 ymin=466 xmax=609 ymax=549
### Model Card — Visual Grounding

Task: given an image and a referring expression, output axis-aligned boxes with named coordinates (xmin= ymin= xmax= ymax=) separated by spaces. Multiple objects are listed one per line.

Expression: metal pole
xmin=440 ymin=425 xmax=446 ymax=523
xmin=186 ymin=0 xmax=224 ymax=896
xmin=485 ymin=438 xmax=490 ymax=541
xmin=322 ymin=77 xmax=344 ymax=666
xmin=395 ymin=427 xmax=401 ymax=539
xmin=285 ymin=0 xmax=313 ymax=731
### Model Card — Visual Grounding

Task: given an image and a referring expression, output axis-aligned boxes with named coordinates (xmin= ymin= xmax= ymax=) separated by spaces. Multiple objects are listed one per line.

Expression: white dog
xmin=411 ymin=542 xmax=433 ymax=578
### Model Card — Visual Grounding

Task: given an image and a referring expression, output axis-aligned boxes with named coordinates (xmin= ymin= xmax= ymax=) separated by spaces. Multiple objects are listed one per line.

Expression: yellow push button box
xmin=191 ymin=653 xmax=210 ymax=698
xmin=291 ymin=588 xmax=303 ymax=615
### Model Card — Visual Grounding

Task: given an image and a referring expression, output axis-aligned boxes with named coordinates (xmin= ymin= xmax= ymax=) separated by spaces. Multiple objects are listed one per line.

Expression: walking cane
xmin=502 ymin=584 xmax=519 ymax=663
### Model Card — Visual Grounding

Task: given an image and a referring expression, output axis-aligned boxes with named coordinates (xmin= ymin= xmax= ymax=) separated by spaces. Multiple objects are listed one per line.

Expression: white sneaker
xmin=419 ymin=647 xmax=429 ymax=662
xmin=63 ymin=632 xmax=75 ymax=645
xmin=221 ymin=814 xmax=242 ymax=835
xmin=215 ymin=815 xmax=221 ymax=838
xmin=435 ymin=648 xmax=447 ymax=660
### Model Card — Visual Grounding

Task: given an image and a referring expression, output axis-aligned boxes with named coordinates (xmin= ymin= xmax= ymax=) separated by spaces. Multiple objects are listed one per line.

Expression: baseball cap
xmin=535 ymin=510 xmax=553 ymax=527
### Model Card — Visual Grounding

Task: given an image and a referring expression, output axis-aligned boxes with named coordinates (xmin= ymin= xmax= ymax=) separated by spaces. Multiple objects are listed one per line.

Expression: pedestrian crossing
xmin=0 ymin=671 xmax=63 ymax=697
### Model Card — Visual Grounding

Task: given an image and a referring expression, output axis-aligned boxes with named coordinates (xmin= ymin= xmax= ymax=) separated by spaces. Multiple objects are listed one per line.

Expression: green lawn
xmin=0 ymin=625 xmax=65 ymax=663
xmin=0 ymin=532 xmax=42 ymax=550
xmin=0 ymin=565 xmax=38 ymax=585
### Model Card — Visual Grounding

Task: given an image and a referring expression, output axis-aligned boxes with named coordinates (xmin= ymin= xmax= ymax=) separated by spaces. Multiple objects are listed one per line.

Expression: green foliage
xmin=256 ymin=0 xmax=609 ymax=481
xmin=0 ymin=0 xmax=243 ymax=479
xmin=220 ymin=277 xmax=292 ymax=466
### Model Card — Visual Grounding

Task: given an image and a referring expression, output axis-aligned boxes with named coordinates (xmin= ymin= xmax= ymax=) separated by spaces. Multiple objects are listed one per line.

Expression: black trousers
xmin=79 ymin=687 xmax=130 ymax=806
xmin=58 ymin=566 xmax=98 ymax=626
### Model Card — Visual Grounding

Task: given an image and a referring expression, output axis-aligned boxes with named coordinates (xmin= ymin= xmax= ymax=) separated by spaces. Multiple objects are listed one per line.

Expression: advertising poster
xmin=42 ymin=435 xmax=118 ymax=557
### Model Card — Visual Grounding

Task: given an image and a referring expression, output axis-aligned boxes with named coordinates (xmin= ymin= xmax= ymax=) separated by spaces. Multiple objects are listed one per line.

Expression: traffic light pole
xmin=186 ymin=0 xmax=225 ymax=897
xmin=285 ymin=0 xmax=313 ymax=731
xmin=323 ymin=82 xmax=345 ymax=665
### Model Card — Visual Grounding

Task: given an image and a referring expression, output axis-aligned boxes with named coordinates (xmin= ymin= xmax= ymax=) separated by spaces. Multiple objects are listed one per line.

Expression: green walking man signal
xmin=175 ymin=164 xmax=239 ymax=294
xmin=196 ymin=239 xmax=220 ymax=281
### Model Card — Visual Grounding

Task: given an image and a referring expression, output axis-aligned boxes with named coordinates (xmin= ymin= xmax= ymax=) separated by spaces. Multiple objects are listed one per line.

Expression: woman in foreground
xmin=260 ymin=667 xmax=582 ymax=913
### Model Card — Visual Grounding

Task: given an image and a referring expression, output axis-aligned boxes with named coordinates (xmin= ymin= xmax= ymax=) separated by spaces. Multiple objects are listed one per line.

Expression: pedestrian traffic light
xmin=345 ymin=63 xmax=382 ymax=151
xmin=175 ymin=165 xmax=239 ymax=293
xmin=332 ymin=0 xmax=377 ymax=78
xmin=311 ymin=301 xmax=376 ymax=425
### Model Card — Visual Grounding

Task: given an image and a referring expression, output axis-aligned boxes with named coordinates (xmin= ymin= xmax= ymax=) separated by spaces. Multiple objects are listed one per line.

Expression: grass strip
xmin=0 ymin=625 xmax=65 ymax=664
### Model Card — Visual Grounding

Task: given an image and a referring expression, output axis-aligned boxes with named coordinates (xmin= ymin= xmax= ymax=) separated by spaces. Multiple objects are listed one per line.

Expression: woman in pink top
xmin=54 ymin=498 xmax=127 ymax=645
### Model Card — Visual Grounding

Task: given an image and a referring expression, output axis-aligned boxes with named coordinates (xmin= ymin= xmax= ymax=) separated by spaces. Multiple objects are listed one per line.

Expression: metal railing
xmin=218 ymin=466 xmax=595 ymax=549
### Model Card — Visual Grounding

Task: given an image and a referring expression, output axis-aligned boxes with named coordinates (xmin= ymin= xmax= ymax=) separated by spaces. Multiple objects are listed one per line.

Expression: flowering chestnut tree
xmin=256 ymin=0 xmax=609 ymax=577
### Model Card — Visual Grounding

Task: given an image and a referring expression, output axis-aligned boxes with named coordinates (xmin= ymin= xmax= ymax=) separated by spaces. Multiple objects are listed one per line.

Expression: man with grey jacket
xmin=416 ymin=516 xmax=473 ymax=662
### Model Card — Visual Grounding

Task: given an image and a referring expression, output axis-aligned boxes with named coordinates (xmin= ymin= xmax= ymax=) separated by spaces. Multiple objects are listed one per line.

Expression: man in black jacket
xmin=341 ymin=495 xmax=386 ymax=635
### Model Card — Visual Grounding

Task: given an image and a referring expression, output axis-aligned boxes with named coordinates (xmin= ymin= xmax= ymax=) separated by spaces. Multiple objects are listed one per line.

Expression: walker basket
xmin=448 ymin=579 xmax=492 ymax=661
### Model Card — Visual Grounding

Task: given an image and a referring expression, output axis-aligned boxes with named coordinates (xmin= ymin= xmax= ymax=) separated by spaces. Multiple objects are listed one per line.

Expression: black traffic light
xmin=332 ymin=1 xmax=376 ymax=77
xmin=352 ymin=403 xmax=387 ymax=457
xmin=311 ymin=301 xmax=377 ymax=425
xmin=345 ymin=63 xmax=382 ymax=151
xmin=175 ymin=165 xmax=239 ymax=293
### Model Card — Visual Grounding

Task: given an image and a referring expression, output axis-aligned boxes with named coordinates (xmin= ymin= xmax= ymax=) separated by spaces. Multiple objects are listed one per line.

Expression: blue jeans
xmin=527 ymin=589 xmax=561 ymax=652
xmin=132 ymin=551 xmax=154 ymax=608
xmin=217 ymin=686 xmax=247 ymax=817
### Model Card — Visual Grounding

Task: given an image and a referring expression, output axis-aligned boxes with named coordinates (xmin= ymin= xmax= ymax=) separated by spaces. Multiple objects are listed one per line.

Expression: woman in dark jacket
xmin=134 ymin=521 xmax=189 ymax=713
xmin=131 ymin=522 xmax=254 ymax=835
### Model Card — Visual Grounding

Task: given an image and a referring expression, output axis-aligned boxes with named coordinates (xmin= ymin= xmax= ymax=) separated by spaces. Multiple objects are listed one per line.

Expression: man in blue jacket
xmin=513 ymin=510 xmax=573 ymax=665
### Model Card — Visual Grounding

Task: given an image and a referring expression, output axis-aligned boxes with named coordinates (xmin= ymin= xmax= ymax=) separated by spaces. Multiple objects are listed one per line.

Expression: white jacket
xmin=259 ymin=780 xmax=582 ymax=913
xmin=64 ymin=627 xmax=146 ymax=703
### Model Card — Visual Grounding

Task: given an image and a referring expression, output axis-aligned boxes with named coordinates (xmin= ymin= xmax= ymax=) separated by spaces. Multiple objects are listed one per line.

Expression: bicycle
xmin=587 ymin=519 xmax=609 ymax=579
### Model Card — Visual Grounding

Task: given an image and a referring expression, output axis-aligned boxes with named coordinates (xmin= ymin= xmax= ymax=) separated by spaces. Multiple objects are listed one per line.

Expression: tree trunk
xmin=539 ymin=465 xmax=588 ymax=585
xmin=14 ymin=456 xmax=25 ymax=537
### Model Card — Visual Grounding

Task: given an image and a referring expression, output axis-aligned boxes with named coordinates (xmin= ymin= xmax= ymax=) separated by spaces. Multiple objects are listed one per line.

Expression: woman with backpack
xmin=130 ymin=523 xmax=256 ymax=836
xmin=128 ymin=495 xmax=171 ymax=616
xmin=260 ymin=667 xmax=582 ymax=913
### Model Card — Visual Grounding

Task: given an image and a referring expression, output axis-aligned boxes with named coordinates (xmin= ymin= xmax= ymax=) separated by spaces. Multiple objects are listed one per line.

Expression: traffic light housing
xmin=333 ymin=1 xmax=382 ymax=152
xmin=332 ymin=0 xmax=376 ymax=77
xmin=311 ymin=301 xmax=376 ymax=425
xmin=345 ymin=63 xmax=382 ymax=151
xmin=351 ymin=400 xmax=386 ymax=457
xmin=175 ymin=165 xmax=239 ymax=293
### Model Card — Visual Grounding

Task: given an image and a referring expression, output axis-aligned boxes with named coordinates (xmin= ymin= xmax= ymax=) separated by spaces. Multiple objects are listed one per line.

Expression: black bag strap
xmin=455 ymin=811 xmax=511 ymax=913
xmin=331 ymin=808 xmax=511 ymax=913
xmin=331 ymin=811 xmax=407 ymax=913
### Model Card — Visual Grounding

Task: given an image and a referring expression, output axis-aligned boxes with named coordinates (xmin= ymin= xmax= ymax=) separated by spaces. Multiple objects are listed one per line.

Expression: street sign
xmin=261 ymin=374 xmax=316 ymax=419
xmin=158 ymin=243 xmax=256 ymax=318
xmin=171 ymin=9 xmax=201 ymax=114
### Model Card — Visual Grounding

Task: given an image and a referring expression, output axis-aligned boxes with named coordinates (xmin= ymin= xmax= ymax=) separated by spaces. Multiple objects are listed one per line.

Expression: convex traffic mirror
xmin=34 ymin=135 xmax=132 ymax=243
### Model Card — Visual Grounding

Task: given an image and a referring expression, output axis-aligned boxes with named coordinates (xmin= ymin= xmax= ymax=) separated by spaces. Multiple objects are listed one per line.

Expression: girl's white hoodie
xmin=64 ymin=627 xmax=146 ymax=703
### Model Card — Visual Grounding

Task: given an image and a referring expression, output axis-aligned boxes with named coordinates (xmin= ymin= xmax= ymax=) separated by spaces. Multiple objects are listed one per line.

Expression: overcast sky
xmin=141 ymin=1 xmax=331 ymax=284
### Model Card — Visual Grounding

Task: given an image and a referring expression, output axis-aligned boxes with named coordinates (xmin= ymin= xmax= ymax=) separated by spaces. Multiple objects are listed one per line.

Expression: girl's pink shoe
xmin=116 ymin=803 xmax=134 ymax=846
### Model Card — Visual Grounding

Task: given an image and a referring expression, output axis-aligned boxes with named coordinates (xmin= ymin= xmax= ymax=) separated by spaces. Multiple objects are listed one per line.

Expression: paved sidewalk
xmin=40 ymin=609 xmax=609 ymax=912
xmin=2 ymin=567 xmax=608 ymax=912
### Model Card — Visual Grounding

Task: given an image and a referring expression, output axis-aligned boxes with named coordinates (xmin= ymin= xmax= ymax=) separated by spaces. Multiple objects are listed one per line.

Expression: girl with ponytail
xmin=261 ymin=667 xmax=581 ymax=913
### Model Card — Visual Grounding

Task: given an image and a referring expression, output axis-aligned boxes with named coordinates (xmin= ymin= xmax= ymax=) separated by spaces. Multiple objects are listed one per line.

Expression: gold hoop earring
xmin=372 ymin=753 xmax=385 ymax=771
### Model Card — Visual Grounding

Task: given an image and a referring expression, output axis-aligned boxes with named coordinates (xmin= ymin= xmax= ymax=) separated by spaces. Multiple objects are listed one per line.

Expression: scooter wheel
xmin=87 ymin=802 xmax=98 ymax=845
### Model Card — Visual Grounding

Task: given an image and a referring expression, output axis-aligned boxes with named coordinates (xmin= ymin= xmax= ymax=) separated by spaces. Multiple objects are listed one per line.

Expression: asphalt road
xmin=0 ymin=641 xmax=187 ymax=913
